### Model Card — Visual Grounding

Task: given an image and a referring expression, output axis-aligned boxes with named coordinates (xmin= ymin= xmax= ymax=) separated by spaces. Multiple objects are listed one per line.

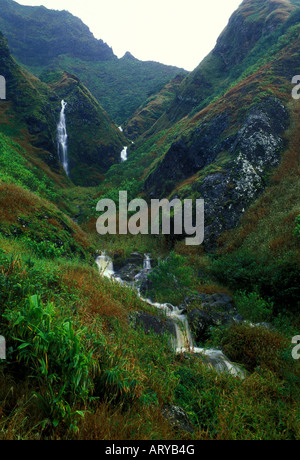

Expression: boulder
xmin=162 ymin=406 xmax=195 ymax=435
xmin=130 ymin=312 xmax=176 ymax=339
xmin=115 ymin=263 xmax=141 ymax=282
xmin=187 ymin=309 xmax=214 ymax=342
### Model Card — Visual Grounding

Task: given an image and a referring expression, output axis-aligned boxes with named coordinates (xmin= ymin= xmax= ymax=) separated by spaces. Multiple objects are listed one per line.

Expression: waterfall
xmin=57 ymin=100 xmax=69 ymax=176
xmin=143 ymin=254 xmax=152 ymax=271
xmin=120 ymin=146 xmax=128 ymax=162
xmin=96 ymin=253 xmax=245 ymax=378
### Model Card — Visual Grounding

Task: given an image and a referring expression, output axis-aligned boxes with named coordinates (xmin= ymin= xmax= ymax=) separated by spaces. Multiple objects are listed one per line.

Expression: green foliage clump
xmin=234 ymin=290 xmax=274 ymax=324
xmin=146 ymin=251 xmax=194 ymax=305
xmin=294 ymin=215 xmax=300 ymax=238
xmin=4 ymin=294 xmax=101 ymax=432
xmin=209 ymin=251 xmax=300 ymax=313
xmin=22 ymin=237 xmax=65 ymax=259
xmin=220 ymin=323 xmax=290 ymax=375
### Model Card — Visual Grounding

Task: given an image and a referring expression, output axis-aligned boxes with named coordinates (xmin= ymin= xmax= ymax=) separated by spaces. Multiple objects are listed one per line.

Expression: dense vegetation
xmin=0 ymin=0 xmax=299 ymax=442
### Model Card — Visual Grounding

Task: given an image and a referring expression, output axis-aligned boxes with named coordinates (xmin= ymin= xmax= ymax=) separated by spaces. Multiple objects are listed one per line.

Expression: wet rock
xmin=187 ymin=309 xmax=214 ymax=342
xmin=139 ymin=276 xmax=154 ymax=298
xmin=115 ymin=263 xmax=141 ymax=282
xmin=112 ymin=254 xmax=127 ymax=272
xmin=125 ymin=253 xmax=144 ymax=266
xmin=162 ymin=406 xmax=195 ymax=435
xmin=185 ymin=292 xmax=237 ymax=316
xmin=233 ymin=314 xmax=245 ymax=323
xmin=130 ymin=312 xmax=176 ymax=339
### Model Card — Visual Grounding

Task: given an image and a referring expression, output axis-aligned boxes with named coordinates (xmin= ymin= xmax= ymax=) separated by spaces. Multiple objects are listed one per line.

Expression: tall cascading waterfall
xmin=95 ymin=252 xmax=245 ymax=378
xmin=57 ymin=100 xmax=69 ymax=176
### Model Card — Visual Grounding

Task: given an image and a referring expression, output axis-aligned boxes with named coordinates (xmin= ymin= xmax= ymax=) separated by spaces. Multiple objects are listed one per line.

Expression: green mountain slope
xmin=145 ymin=0 xmax=298 ymax=133
xmin=48 ymin=71 xmax=127 ymax=186
xmin=102 ymin=0 xmax=300 ymax=255
xmin=123 ymin=74 xmax=186 ymax=140
xmin=0 ymin=0 xmax=187 ymax=124
xmin=0 ymin=32 xmax=127 ymax=186
xmin=0 ymin=0 xmax=115 ymax=65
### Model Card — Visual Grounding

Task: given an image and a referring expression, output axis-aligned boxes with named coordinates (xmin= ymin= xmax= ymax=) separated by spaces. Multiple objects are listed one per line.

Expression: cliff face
xmin=0 ymin=31 xmax=61 ymax=171
xmin=145 ymin=97 xmax=289 ymax=247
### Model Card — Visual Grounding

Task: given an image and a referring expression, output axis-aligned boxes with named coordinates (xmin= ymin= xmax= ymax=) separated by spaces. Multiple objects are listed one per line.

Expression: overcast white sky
xmin=16 ymin=0 xmax=242 ymax=71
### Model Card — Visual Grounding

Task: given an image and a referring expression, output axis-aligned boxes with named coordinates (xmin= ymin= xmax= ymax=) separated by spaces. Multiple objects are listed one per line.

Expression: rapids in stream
xmin=96 ymin=252 xmax=245 ymax=378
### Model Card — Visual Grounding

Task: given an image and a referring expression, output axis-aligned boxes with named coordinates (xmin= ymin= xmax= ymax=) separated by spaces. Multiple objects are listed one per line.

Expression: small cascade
xmin=95 ymin=252 xmax=115 ymax=279
xmin=95 ymin=252 xmax=245 ymax=378
xmin=57 ymin=100 xmax=69 ymax=176
xmin=120 ymin=146 xmax=128 ymax=162
xmin=118 ymin=126 xmax=123 ymax=132
xmin=143 ymin=254 xmax=152 ymax=271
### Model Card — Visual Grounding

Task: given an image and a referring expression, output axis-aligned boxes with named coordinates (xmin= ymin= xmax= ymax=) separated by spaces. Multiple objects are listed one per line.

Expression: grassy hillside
xmin=123 ymin=74 xmax=186 ymax=140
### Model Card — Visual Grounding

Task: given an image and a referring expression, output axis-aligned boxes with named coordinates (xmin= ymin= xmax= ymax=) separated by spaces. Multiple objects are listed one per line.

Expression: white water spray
xmin=120 ymin=146 xmax=128 ymax=162
xmin=57 ymin=100 xmax=69 ymax=176
xmin=143 ymin=254 xmax=152 ymax=271
xmin=95 ymin=252 xmax=115 ymax=279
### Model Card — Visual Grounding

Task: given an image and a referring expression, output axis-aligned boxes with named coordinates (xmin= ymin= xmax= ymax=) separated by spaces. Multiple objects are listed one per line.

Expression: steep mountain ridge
xmin=0 ymin=0 xmax=115 ymax=65
xmin=141 ymin=0 xmax=298 ymax=134
xmin=0 ymin=0 xmax=187 ymax=124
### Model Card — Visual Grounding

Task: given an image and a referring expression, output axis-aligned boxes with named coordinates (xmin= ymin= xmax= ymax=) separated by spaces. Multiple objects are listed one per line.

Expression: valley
xmin=0 ymin=0 xmax=299 ymax=441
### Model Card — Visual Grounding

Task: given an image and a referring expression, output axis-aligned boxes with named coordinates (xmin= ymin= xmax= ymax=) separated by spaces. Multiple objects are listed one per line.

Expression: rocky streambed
xmin=96 ymin=251 xmax=245 ymax=379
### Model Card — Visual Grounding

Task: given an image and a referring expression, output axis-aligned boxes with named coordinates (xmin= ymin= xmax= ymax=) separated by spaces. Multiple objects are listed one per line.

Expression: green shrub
xmin=294 ymin=215 xmax=300 ymax=239
xmin=4 ymin=294 xmax=102 ymax=431
xmin=220 ymin=323 xmax=288 ymax=374
xmin=209 ymin=251 xmax=300 ymax=313
xmin=23 ymin=237 xmax=65 ymax=259
xmin=146 ymin=251 xmax=194 ymax=305
xmin=234 ymin=291 xmax=274 ymax=324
